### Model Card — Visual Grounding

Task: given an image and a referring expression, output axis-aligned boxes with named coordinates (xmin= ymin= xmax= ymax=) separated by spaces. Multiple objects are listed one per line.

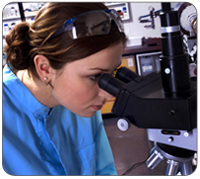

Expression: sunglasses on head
xmin=47 ymin=9 xmax=124 ymax=41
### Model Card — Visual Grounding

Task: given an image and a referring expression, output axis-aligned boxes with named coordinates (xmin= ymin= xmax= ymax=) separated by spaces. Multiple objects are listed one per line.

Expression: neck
xmin=16 ymin=70 xmax=58 ymax=108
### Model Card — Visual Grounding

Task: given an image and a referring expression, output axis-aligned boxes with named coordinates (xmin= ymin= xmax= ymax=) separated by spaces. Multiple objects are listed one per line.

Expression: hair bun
xmin=5 ymin=22 xmax=32 ymax=70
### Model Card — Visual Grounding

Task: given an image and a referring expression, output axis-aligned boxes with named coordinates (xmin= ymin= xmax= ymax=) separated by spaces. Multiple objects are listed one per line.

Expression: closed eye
xmin=90 ymin=73 xmax=102 ymax=81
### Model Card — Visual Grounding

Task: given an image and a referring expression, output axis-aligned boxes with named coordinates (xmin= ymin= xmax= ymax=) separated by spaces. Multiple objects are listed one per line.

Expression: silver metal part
xmin=161 ymin=25 xmax=180 ymax=33
xmin=146 ymin=143 xmax=194 ymax=175
xmin=146 ymin=148 xmax=164 ymax=169
xmin=165 ymin=159 xmax=179 ymax=175
xmin=147 ymin=128 xmax=197 ymax=151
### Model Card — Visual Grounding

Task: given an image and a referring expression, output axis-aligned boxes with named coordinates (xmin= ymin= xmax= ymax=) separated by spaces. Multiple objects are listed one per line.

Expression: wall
xmin=124 ymin=2 xmax=162 ymax=45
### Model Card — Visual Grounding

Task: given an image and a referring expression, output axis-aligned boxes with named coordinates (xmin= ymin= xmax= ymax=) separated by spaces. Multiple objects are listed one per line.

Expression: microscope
xmin=98 ymin=3 xmax=197 ymax=175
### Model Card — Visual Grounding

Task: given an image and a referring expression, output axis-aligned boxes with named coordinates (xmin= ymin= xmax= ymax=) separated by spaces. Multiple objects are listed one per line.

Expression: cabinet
xmin=3 ymin=3 xmax=21 ymax=38
xmin=105 ymin=2 xmax=130 ymax=21
xmin=3 ymin=2 xmax=129 ymax=37
xmin=3 ymin=3 xmax=45 ymax=37
xmin=3 ymin=2 xmax=45 ymax=65
xmin=3 ymin=2 xmax=129 ymax=43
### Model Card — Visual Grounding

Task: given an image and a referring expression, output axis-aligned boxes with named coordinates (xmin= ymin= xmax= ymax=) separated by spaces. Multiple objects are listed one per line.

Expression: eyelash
xmin=89 ymin=68 xmax=119 ymax=81
xmin=90 ymin=73 xmax=102 ymax=81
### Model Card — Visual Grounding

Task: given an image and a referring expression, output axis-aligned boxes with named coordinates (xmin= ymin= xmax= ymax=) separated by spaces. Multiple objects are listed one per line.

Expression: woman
xmin=3 ymin=3 xmax=126 ymax=175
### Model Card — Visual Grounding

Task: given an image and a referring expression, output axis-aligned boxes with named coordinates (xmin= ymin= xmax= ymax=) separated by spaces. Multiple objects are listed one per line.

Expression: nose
xmin=98 ymin=88 xmax=114 ymax=99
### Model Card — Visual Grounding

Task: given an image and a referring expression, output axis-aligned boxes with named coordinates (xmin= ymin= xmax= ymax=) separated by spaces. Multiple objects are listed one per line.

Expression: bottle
xmin=10 ymin=22 xmax=16 ymax=30
xmin=4 ymin=24 xmax=9 ymax=36
xmin=30 ymin=17 xmax=35 ymax=25
xmin=10 ymin=7 xmax=16 ymax=16
xmin=123 ymin=7 xmax=128 ymax=18
xmin=3 ymin=7 xmax=10 ymax=18
xmin=117 ymin=10 xmax=124 ymax=19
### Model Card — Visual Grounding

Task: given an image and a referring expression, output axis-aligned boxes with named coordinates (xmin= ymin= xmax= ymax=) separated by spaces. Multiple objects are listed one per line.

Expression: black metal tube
xmin=162 ymin=3 xmax=171 ymax=12
xmin=116 ymin=67 xmax=143 ymax=83
xmin=98 ymin=73 xmax=124 ymax=97
xmin=18 ymin=3 xmax=25 ymax=21
xmin=160 ymin=3 xmax=190 ymax=95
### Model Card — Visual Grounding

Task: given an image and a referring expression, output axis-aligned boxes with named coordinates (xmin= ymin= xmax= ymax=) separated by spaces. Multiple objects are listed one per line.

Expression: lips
xmin=91 ymin=105 xmax=103 ymax=111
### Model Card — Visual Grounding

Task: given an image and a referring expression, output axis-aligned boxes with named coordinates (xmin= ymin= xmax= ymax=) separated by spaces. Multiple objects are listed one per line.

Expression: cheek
xmin=72 ymin=82 xmax=99 ymax=104
xmin=54 ymin=76 xmax=99 ymax=107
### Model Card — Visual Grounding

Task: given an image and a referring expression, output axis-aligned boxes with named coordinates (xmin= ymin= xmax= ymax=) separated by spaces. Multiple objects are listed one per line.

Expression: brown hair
xmin=5 ymin=3 xmax=127 ymax=78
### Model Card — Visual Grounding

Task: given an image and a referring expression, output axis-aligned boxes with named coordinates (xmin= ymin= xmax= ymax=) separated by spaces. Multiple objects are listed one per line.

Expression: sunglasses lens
xmin=111 ymin=10 xmax=124 ymax=32
xmin=69 ymin=12 xmax=111 ymax=39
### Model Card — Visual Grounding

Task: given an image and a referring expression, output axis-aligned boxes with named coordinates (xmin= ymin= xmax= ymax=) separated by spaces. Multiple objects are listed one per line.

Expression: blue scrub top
xmin=3 ymin=65 xmax=117 ymax=175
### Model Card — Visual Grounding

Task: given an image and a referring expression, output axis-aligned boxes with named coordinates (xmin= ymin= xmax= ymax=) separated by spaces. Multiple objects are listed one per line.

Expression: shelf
xmin=123 ymin=38 xmax=162 ymax=56
xmin=3 ymin=16 xmax=21 ymax=21
xmin=104 ymin=3 xmax=126 ymax=7
xmin=24 ymin=11 xmax=38 ymax=17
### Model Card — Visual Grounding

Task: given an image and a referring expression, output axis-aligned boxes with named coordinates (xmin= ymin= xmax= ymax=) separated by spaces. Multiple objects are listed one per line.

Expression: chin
xmin=78 ymin=111 xmax=96 ymax=118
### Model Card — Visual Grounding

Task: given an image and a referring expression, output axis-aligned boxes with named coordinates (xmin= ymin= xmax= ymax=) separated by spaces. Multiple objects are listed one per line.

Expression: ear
xmin=34 ymin=55 xmax=53 ymax=82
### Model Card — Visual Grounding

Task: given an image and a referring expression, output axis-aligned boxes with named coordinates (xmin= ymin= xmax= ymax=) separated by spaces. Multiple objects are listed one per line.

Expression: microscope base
xmin=146 ymin=143 xmax=195 ymax=175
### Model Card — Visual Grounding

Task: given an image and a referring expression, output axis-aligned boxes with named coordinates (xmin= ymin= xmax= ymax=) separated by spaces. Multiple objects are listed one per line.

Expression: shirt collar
xmin=3 ymin=65 xmax=51 ymax=117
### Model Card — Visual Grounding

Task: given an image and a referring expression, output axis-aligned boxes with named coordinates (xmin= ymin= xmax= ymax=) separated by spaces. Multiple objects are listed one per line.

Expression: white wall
xmin=124 ymin=2 xmax=162 ymax=41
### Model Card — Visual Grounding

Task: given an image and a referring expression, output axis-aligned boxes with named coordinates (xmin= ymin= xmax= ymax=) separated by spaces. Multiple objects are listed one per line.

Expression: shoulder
xmin=3 ymin=65 xmax=15 ymax=108
xmin=3 ymin=65 xmax=15 ymax=85
xmin=3 ymin=65 xmax=23 ymax=107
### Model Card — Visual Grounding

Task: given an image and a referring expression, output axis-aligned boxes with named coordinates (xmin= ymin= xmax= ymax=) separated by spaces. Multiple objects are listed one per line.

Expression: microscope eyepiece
xmin=98 ymin=73 xmax=125 ymax=97
xmin=116 ymin=67 xmax=143 ymax=83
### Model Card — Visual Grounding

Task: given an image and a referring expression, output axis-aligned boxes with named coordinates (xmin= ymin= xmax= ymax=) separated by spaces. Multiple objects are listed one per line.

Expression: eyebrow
xmin=89 ymin=62 xmax=122 ymax=71
xmin=88 ymin=67 xmax=110 ymax=71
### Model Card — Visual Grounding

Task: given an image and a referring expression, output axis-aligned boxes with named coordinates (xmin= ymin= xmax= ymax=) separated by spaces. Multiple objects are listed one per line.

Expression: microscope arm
xmin=99 ymin=71 xmax=197 ymax=131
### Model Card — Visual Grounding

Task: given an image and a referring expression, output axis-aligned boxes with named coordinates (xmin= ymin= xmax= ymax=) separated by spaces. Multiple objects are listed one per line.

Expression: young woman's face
xmin=51 ymin=42 xmax=124 ymax=117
